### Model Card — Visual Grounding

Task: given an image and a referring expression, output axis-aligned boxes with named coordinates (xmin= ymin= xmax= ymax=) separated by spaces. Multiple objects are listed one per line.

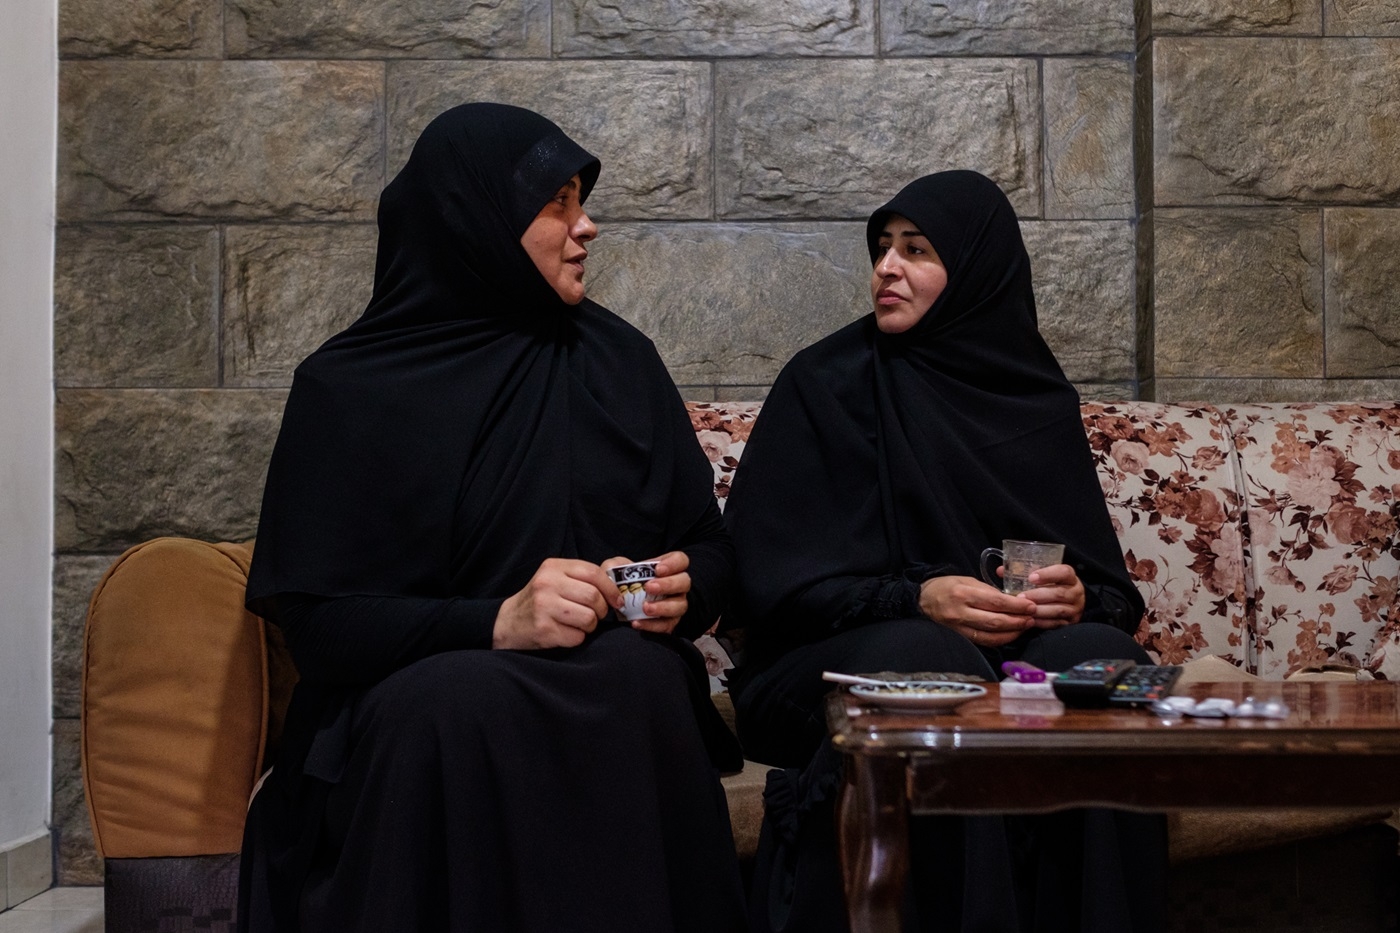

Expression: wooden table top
xmin=828 ymin=681 xmax=1400 ymax=813
xmin=828 ymin=680 xmax=1400 ymax=756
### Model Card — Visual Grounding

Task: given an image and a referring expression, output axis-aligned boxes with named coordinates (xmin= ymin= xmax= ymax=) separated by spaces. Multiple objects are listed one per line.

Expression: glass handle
xmin=979 ymin=547 xmax=1003 ymax=589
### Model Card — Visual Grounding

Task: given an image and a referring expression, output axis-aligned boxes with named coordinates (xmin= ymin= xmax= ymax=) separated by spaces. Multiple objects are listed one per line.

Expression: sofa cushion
xmin=1081 ymin=403 xmax=1250 ymax=668
xmin=686 ymin=401 xmax=761 ymax=512
xmin=1223 ymin=403 xmax=1400 ymax=678
xmin=83 ymin=538 xmax=266 ymax=858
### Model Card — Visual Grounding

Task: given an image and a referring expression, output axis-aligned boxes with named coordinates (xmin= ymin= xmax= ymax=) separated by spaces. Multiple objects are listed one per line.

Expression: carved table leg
xmin=837 ymin=754 xmax=910 ymax=933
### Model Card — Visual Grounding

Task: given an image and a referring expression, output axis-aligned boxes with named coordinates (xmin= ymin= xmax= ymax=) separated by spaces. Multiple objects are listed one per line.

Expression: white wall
xmin=0 ymin=0 xmax=56 ymax=849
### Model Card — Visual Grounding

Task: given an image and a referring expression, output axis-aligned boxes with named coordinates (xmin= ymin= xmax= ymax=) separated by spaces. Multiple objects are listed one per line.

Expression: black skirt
xmin=239 ymin=626 xmax=747 ymax=933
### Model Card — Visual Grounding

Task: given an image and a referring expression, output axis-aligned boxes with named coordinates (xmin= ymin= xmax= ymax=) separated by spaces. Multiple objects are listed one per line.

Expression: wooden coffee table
xmin=827 ymin=680 xmax=1400 ymax=933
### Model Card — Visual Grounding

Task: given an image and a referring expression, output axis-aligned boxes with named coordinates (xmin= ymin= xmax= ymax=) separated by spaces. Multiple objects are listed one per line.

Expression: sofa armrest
xmin=82 ymin=537 xmax=267 ymax=858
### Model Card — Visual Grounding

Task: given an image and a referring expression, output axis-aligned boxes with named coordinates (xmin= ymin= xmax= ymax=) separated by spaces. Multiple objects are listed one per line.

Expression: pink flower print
xmin=1270 ymin=424 xmax=1314 ymax=474
xmin=1205 ymin=524 xmax=1243 ymax=598
xmin=1111 ymin=440 xmax=1151 ymax=475
xmin=1248 ymin=504 xmax=1282 ymax=549
xmin=1191 ymin=447 xmax=1226 ymax=471
xmin=1286 ymin=447 xmax=1343 ymax=513
xmin=1321 ymin=564 xmax=1359 ymax=595
xmin=1184 ymin=489 xmax=1226 ymax=532
xmin=689 ymin=408 xmax=724 ymax=431
xmin=1327 ymin=503 xmax=1372 ymax=546
xmin=1143 ymin=423 xmax=1189 ymax=457
xmin=723 ymin=418 xmax=754 ymax=443
xmin=1095 ymin=414 xmax=1138 ymax=441
xmin=697 ymin=430 xmax=731 ymax=463
xmin=1267 ymin=563 xmax=1305 ymax=592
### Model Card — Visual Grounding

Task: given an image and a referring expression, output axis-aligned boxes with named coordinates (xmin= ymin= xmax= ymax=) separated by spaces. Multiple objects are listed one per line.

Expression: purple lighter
xmin=1001 ymin=660 xmax=1047 ymax=683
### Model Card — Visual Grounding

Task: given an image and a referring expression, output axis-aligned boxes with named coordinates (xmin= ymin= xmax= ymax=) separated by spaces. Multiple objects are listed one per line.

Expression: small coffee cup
xmin=979 ymin=540 xmax=1064 ymax=595
xmin=608 ymin=560 xmax=661 ymax=621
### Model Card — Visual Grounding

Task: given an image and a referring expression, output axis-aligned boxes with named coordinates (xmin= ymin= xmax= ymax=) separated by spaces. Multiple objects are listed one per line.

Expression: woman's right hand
xmin=918 ymin=575 xmax=1037 ymax=649
xmin=493 ymin=559 xmax=623 ymax=650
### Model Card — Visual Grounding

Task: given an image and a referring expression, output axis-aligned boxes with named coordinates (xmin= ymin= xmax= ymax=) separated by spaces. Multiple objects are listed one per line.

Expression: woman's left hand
xmin=601 ymin=551 xmax=691 ymax=635
xmin=1018 ymin=564 xmax=1085 ymax=628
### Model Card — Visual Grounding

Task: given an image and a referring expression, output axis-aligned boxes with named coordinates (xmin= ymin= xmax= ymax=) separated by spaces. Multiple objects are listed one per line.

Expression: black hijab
xmin=247 ymin=103 xmax=714 ymax=610
xmin=725 ymin=170 xmax=1141 ymax=634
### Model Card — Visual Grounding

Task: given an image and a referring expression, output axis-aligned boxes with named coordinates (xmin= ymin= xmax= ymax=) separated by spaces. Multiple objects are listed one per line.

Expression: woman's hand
xmin=918 ymin=575 xmax=1037 ymax=648
xmin=602 ymin=551 xmax=691 ymax=635
xmin=1019 ymin=564 xmax=1085 ymax=628
xmin=493 ymin=558 xmax=623 ymax=650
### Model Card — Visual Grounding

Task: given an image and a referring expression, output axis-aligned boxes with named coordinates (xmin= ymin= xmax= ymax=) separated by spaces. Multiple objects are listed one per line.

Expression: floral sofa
xmin=82 ymin=399 xmax=1400 ymax=932
xmin=689 ymin=399 xmax=1400 ymax=684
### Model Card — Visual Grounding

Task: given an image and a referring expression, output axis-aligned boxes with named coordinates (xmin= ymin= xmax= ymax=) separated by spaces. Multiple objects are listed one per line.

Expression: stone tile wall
xmin=1144 ymin=11 xmax=1400 ymax=401
xmin=52 ymin=0 xmax=1400 ymax=882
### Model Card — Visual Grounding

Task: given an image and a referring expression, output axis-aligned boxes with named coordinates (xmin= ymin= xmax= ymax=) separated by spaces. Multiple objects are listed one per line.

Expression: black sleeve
xmin=266 ymin=592 xmax=503 ymax=687
xmin=1079 ymin=581 xmax=1142 ymax=634
xmin=673 ymin=497 xmax=736 ymax=642
xmin=769 ymin=562 xmax=955 ymax=648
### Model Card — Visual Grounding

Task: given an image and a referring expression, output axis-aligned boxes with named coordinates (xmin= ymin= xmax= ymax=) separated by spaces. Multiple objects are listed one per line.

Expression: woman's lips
xmin=876 ymin=290 xmax=903 ymax=306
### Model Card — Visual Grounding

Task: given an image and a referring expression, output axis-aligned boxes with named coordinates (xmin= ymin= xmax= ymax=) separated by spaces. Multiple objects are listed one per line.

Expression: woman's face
xmin=520 ymin=174 xmax=598 ymax=305
xmin=870 ymin=213 xmax=948 ymax=334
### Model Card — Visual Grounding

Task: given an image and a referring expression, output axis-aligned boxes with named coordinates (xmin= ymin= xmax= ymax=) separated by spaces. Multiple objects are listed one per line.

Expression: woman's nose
xmin=875 ymin=252 xmax=899 ymax=278
xmin=574 ymin=212 xmax=598 ymax=244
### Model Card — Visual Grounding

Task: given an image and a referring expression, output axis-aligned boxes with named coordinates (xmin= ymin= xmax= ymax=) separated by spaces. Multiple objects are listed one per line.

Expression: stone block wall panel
xmin=59 ymin=61 xmax=384 ymax=222
xmin=52 ymin=556 xmax=117 ymax=720
xmin=227 ymin=0 xmax=549 ymax=58
xmin=223 ymin=225 xmax=378 ymax=387
xmin=388 ymin=61 xmax=712 ymax=220
xmin=55 ymin=389 xmax=288 ymax=552
xmin=1043 ymin=58 xmax=1135 ymax=219
xmin=1151 ymin=0 xmax=1322 ymax=35
xmin=715 ymin=59 xmax=1041 ymax=220
xmin=54 ymin=225 xmax=219 ymax=387
xmin=882 ymin=0 xmax=1134 ymax=54
xmin=1324 ymin=0 xmax=1400 ymax=35
xmin=1325 ymin=209 xmax=1400 ymax=377
xmin=556 ymin=0 xmax=873 ymax=56
xmin=1020 ymin=221 xmax=1137 ymax=383
xmin=1154 ymin=38 xmax=1400 ymax=206
xmin=1153 ymin=209 xmax=1324 ymax=378
xmin=59 ymin=0 xmax=221 ymax=57
xmin=53 ymin=720 xmax=102 ymax=885
xmin=587 ymin=222 xmax=869 ymax=385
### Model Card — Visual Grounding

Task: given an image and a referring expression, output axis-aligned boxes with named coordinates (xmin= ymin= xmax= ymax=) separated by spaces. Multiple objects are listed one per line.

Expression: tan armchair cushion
xmin=82 ymin=538 xmax=266 ymax=858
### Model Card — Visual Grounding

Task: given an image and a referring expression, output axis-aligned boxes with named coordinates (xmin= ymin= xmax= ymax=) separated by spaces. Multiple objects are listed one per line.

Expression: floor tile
xmin=0 ymin=888 xmax=103 ymax=933
xmin=9 ymin=890 xmax=102 ymax=912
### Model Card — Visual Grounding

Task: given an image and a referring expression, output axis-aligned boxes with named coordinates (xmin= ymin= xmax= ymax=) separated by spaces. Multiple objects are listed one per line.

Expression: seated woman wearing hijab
xmin=237 ymin=103 xmax=746 ymax=933
xmin=724 ymin=171 xmax=1164 ymax=933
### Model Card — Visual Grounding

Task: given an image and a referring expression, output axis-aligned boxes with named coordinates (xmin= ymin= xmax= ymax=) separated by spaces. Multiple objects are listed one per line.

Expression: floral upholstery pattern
xmin=1081 ymin=403 xmax=1250 ymax=668
xmin=1224 ymin=404 xmax=1400 ymax=679
xmin=686 ymin=402 xmax=761 ymax=513
xmin=687 ymin=399 xmax=1400 ymax=683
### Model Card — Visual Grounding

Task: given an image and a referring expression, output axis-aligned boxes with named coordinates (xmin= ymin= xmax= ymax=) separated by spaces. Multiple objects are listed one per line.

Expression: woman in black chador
xmin=725 ymin=171 xmax=1165 ymax=933
xmin=238 ymin=103 xmax=746 ymax=933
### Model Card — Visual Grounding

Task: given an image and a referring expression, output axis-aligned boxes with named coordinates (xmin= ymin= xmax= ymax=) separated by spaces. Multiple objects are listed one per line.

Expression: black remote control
xmin=1108 ymin=664 xmax=1183 ymax=706
xmin=1052 ymin=659 xmax=1184 ymax=708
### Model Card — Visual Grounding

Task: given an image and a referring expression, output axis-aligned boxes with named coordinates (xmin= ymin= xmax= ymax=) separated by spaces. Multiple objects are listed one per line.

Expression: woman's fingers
xmin=1020 ymin=564 xmax=1085 ymax=625
xmin=649 ymin=550 xmax=690 ymax=578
